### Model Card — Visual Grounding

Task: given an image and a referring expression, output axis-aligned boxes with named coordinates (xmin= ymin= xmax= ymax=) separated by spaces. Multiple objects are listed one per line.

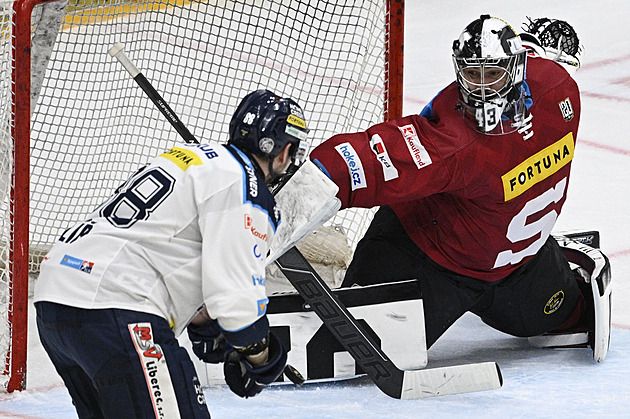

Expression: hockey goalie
xmin=210 ymin=15 xmax=612 ymax=388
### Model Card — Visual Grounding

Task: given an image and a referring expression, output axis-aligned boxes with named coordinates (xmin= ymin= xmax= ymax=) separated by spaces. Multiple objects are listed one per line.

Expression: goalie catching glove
xmin=521 ymin=17 xmax=582 ymax=74
xmin=223 ymin=331 xmax=288 ymax=398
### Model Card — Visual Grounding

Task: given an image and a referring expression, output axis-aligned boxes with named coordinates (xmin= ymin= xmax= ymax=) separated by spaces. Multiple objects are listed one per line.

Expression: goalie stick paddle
xmin=108 ymin=43 xmax=502 ymax=398
xmin=275 ymin=246 xmax=502 ymax=399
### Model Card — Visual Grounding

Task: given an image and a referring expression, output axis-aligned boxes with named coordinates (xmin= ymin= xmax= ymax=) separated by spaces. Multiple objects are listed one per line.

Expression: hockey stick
xmin=276 ymin=246 xmax=502 ymax=399
xmin=108 ymin=43 xmax=197 ymax=145
xmin=108 ymin=43 xmax=503 ymax=399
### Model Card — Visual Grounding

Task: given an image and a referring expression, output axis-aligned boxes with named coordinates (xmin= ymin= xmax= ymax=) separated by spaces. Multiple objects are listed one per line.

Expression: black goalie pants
xmin=341 ymin=206 xmax=580 ymax=349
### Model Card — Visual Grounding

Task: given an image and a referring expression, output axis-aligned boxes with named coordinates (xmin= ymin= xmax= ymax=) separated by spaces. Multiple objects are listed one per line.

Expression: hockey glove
xmin=223 ymin=331 xmax=287 ymax=398
xmin=187 ymin=320 xmax=226 ymax=364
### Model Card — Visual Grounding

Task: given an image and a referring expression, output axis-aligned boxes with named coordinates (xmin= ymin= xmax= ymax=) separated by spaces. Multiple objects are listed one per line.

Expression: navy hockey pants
xmin=342 ymin=205 xmax=581 ymax=348
xmin=35 ymin=302 xmax=211 ymax=419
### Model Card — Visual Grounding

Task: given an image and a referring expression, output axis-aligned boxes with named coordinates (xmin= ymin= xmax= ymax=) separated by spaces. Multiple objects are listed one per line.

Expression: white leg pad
xmin=528 ymin=332 xmax=589 ymax=348
xmin=591 ymin=265 xmax=612 ymax=362
xmin=528 ymin=232 xmax=612 ymax=362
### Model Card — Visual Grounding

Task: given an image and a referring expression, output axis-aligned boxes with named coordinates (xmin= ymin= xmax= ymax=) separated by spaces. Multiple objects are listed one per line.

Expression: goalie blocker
xmin=529 ymin=231 xmax=612 ymax=362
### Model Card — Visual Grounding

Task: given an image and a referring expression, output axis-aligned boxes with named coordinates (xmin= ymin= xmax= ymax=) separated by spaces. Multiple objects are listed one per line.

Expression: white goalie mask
xmin=452 ymin=15 xmax=528 ymax=134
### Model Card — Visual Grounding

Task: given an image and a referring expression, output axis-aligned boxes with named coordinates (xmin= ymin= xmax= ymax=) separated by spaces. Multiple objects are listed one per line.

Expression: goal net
xmin=3 ymin=0 xmax=403 ymax=391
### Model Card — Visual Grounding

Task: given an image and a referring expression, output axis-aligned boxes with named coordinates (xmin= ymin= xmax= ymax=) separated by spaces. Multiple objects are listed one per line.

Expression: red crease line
xmin=579 ymin=139 xmax=630 ymax=156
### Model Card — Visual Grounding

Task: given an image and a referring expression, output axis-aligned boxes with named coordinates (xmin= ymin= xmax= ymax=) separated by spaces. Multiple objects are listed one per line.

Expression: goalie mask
xmin=452 ymin=15 xmax=528 ymax=135
xmin=229 ymin=89 xmax=309 ymax=167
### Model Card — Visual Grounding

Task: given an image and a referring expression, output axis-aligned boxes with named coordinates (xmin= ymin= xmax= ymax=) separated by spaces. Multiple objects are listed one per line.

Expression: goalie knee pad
xmin=528 ymin=231 xmax=612 ymax=362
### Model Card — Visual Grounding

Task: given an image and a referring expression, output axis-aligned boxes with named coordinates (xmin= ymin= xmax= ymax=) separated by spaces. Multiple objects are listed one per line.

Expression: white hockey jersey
xmin=34 ymin=143 xmax=280 ymax=337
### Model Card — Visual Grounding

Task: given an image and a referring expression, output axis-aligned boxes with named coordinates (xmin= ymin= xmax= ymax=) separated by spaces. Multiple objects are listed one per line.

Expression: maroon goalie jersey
xmin=310 ymin=57 xmax=580 ymax=282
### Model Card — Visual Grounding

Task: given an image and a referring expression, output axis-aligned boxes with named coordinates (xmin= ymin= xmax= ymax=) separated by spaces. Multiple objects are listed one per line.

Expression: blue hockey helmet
xmin=229 ymin=89 xmax=309 ymax=165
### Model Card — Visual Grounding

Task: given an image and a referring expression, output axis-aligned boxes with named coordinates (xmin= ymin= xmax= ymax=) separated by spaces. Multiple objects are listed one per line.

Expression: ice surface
xmin=2 ymin=0 xmax=629 ymax=417
xmin=2 ymin=309 xmax=629 ymax=418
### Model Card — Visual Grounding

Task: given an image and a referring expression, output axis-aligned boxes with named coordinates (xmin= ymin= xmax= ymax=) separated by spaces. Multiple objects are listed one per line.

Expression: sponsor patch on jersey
xmin=128 ymin=323 xmax=181 ymax=417
xmin=252 ymin=275 xmax=266 ymax=286
xmin=243 ymin=164 xmax=259 ymax=198
xmin=196 ymin=144 xmax=219 ymax=159
xmin=398 ymin=124 xmax=433 ymax=169
xmin=370 ymin=134 xmax=399 ymax=181
xmin=558 ymin=98 xmax=574 ymax=121
xmin=244 ymin=214 xmax=268 ymax=242
xmin=160 ymin=147 xmax=202 ymax=171
xmin=544 ymin=290 xmax=565 ymax=314
xmin=60 ymin=254 xmax=94 ymax=274
xmin=501 ymin=132 xmax=574 ymax=201
xmin=253 ymin=244 xmax=263 ymax=260
xmin=257 ymin=298 xmax=269 ymax=316
xmin=334 ymin=142 xmax=367 ymax=191
xmin=226 ymin=145 xmax=280 ymax=231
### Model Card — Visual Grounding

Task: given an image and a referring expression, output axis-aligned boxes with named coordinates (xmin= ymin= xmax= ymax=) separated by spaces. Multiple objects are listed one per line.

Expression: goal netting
xmin=3 ymin=0 xmax=403 ymax=391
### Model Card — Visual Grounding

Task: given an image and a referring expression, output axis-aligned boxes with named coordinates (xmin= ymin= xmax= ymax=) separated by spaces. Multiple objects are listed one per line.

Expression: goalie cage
xmin=2 ymin=0 xmax=404 ymax=391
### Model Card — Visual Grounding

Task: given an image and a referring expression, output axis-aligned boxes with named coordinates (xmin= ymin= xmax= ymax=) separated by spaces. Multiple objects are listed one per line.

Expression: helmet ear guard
xmin=258 ymin=137 xmax=276 ymax=155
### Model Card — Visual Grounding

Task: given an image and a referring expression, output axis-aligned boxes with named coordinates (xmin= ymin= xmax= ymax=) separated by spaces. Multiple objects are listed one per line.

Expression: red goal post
xmin=5 ymin=0 xmax=404 ymax=392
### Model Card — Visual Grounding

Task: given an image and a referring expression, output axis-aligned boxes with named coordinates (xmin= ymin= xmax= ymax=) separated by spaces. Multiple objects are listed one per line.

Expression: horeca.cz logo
xmin=60 ymin=254 xmax=94 ymax=274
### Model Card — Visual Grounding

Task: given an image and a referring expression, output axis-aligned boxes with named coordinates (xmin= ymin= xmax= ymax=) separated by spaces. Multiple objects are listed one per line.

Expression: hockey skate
xmin=528 ymin=231 xmax=612 ymax=362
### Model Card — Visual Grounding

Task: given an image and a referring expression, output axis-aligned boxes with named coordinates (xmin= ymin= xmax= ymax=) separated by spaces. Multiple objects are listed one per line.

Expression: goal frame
xmin=8 ymin=0 xmax=404 ymax=392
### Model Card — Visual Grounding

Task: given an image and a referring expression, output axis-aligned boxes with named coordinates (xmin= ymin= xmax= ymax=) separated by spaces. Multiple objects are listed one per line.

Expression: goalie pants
xmin=35 ymin=302 xmax=211 ymax=419
xmin=342 ymin=206 xmax=581 ymax=348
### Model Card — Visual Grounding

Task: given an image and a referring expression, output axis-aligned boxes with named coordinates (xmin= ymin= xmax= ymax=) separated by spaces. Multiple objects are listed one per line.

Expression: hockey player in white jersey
xmin=34 ymin=89 xmax=309 ymax=418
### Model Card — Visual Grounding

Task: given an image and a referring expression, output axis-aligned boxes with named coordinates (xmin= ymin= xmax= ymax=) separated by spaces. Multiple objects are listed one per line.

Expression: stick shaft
xmin=108 ymin=43 xmax=198 ymax=144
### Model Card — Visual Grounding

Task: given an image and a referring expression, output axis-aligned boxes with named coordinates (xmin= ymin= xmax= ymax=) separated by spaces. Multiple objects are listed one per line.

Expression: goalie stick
xmin=276 ymin=246 xmax=502 ymax=399
xmin=108 ymin=43 xmax=503 ymax=399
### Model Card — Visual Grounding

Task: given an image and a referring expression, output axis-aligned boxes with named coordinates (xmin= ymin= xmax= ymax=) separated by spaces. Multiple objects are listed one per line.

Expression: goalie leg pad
xmin=199 ymin=280 xmax=427 ymax=385
xmin=269 ymin=279 xmax=427 ymax=383
xmin=529 ymin=231 xmax=612 ymax=362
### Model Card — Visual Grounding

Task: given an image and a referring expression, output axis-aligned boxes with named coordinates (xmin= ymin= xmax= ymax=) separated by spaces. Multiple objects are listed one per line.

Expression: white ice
xmin=1 ymin=0 xmax=629 ymax=417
